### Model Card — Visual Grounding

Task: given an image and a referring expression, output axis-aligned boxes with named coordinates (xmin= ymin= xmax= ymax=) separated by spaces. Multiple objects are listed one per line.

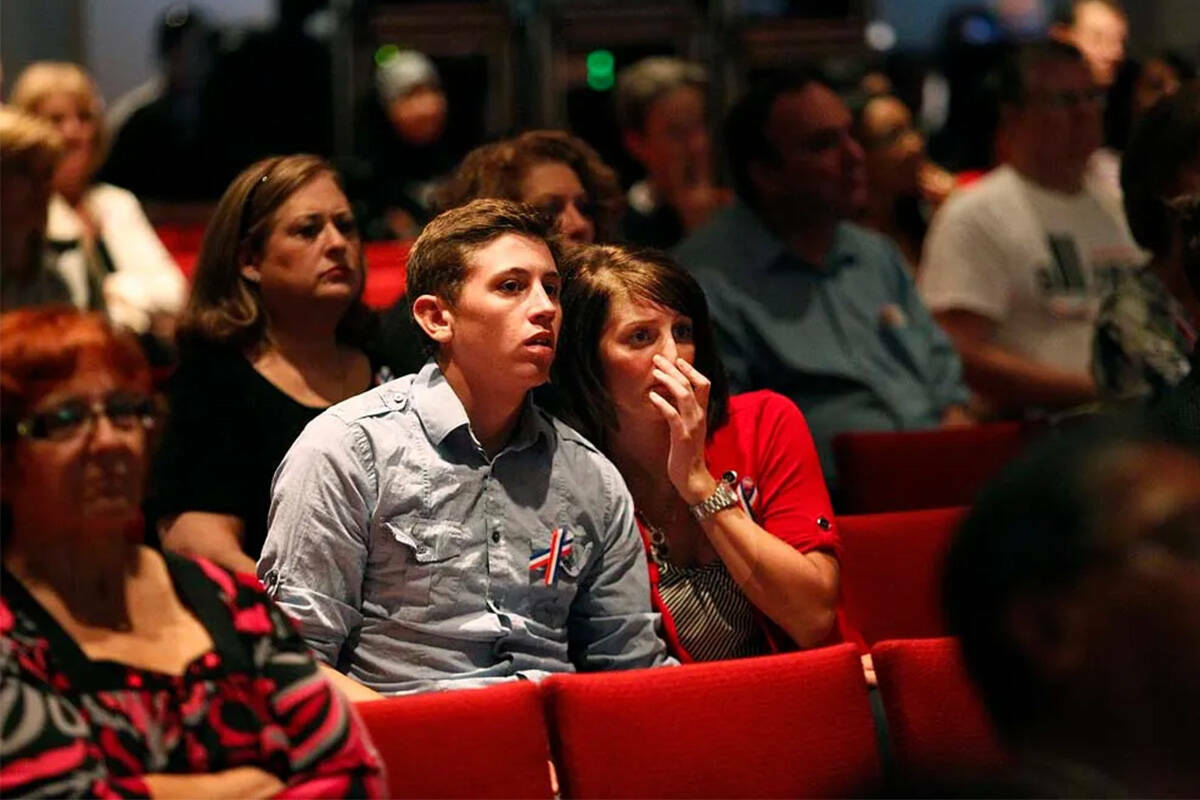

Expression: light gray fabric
xmin=259 ymin=362 xmax=673 ymax=695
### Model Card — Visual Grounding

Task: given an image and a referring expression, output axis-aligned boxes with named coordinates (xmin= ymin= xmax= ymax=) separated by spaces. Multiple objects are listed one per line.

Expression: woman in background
xmin=11 ymin=62 xmax=187 ymax=336
xmin=0 ymin=308 xmax=384 ymax=798
xmin=150 ymin=155 xmax=385 ymax=574
xmin=380 ymin=128 xmax=623 ymax=373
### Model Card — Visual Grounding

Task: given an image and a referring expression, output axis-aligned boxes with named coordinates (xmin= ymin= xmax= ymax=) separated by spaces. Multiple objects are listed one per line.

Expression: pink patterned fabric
xmin=0 ymin=554 xmax=385 ymax=798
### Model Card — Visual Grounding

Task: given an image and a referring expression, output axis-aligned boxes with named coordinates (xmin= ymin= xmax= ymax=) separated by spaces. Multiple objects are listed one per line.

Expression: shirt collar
xmin=411 ymin=361 xmax=549 ymax=455
xmin=731 ymin=201 xmax=857 ymax=275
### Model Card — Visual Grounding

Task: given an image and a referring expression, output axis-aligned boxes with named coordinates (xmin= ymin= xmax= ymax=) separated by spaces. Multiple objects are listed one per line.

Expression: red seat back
xmin=872 ymin=637 xmax=1010 ymax=781
xmin=356 ymin=681 xmax=554 ymax=799
xmin=543 ymin=644 xmax=880 ymax=798
xmin=833 ymin=423 xmax=1029 ymax=514
xmin=363 ymin=240 xmax=412 ymax=308
xmin=838 ymin=507 xmax=964 ymax=645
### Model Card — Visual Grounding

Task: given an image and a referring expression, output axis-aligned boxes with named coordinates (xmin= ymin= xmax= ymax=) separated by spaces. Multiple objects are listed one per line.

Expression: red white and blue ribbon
xmin=530 ymin=527 xmax=573 ymax=586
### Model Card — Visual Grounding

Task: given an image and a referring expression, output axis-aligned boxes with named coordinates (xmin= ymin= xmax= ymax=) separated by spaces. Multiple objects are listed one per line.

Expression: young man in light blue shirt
xmin=259 ymin=199 xmax=672 ymax=697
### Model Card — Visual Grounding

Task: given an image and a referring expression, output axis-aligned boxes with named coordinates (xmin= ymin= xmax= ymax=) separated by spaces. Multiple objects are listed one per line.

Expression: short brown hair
xmin=551 ymin=244 xmax=729 ymax=454
xmin=406 ymin=198 xmax=562 ymax=355
xmin=431 ymin=130 xmax=622 ymax=242
xmin=179 ymin=154 xmax=373 ymax=352
xmin=10 ymin=62 xmax=109 ymax=179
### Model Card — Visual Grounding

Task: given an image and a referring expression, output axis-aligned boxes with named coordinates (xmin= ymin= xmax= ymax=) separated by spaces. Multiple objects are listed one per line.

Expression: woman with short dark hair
xmin=149 ymin=155 xmax=387 ymax=575
xmin=551 ymin=244 xmax=854 ymax=663
xmin=0 ymin=308 xmax=384 ymax=798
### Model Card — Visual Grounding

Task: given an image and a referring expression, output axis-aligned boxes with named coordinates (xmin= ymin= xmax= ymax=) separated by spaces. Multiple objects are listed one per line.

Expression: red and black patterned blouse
xmin=0 ymin=553 xmax=386 ymax=798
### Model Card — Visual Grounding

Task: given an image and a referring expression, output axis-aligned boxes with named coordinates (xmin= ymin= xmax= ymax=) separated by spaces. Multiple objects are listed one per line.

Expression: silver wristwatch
xmin=689 ymin=471 xmax=741 ymax=522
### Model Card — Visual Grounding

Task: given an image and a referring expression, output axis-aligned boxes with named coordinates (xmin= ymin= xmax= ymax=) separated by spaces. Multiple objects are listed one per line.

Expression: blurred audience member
xmin=944 ymin=423 xmax=1200 ymax=798
xmin=920 ymin=41 xmax=1144 ymax=419
xmin=101 ymin=4 xmax=222 ymax=201
xmin=0 ymin=107 xmax=73 ymax=311
xmin=380 ymin=129 xmax=622 ymax=374
xmin=1131 ymin=52 xmax=1195 ymax=121
xmin=616 ymin=57 xmax=730 ymax=249
xmin=1152 ymin=193 xmax=1200 ymax=447
xmin=1050 ymin=0 xmax=1127 ymax=89
xmin=0 ymin=308 xmax=385 ymax=798
xmin=552 ymin=244 xmax=847 ymax=661
xmin=854 ymin=93 xmax=955 ymax=269
xmin=354 ymin=49 xmax=462 ymax=239
xmin=149 ymin=155 xmax=386 ymax=575
xmin=11 ymin=62 xmax=188 ymax=337
xmin=675 ymin=71 xmax=971 ymax=488
xmin=1094 ymin=85 xmax=1200 ymax=403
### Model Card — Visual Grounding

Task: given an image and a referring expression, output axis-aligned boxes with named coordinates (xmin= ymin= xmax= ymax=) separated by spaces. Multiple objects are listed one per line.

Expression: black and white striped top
xmin=657 ymin=560 xmax=768 ymax=661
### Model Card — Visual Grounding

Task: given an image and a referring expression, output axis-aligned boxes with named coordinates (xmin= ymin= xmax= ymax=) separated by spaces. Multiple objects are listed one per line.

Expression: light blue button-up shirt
xmin=258 ymin=362 xmax=673 ymax=695
xmin=674 ymin=201 xmax=969 ymax=484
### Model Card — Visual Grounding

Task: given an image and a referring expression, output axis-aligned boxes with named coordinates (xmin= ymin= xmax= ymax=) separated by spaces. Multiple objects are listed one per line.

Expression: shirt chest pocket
xmin=528 ymin=529 xmax=594 ymax=629
xmin=382 ymin=518 xmax=471 ymax=622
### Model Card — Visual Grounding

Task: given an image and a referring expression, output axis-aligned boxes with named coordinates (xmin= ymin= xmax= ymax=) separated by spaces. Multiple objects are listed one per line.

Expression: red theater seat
xmin=355 ymin=681 xmax=554 ymax=799
xmin=543 ymin=644 xmax=880 ymax=798
xmin=838 ymin=507 xmax=965 ymax=645
xmin=363 ymin=240 xmax=412 ymax=309
xmin=872 ymin=637 xmax=1009 ymax=781
xmin=833 ymin=423 xmax=1029 ymax=514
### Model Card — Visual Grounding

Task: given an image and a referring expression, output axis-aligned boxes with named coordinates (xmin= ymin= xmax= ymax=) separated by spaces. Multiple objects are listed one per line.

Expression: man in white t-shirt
xmin=920 ymin=40 xmax=1145 ymax=417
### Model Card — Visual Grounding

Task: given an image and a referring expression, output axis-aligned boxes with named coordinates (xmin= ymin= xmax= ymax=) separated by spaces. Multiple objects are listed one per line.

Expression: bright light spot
xmin=586 ymin=49 xmax=615 ymax=91
xmin=865 ymin=20 xmax=897 ymax=51
xmin=375 ymin=44 xmax=401 ymax=67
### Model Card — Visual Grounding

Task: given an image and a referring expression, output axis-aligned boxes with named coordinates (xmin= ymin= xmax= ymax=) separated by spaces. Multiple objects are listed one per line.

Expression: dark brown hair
xmin=552 ymin=244 xmax=729 ymax=454
xmin=406 ymin=198 xmax=563 ymax=355
xmin=178 ymin=154 xmax=374 ymax=352
xmin=431 ymin=130 xmax=623 ymax=242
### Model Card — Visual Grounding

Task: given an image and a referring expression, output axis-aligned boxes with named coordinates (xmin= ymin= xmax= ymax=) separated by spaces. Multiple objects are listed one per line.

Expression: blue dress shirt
xmin=259 ymin=362 xmax=673 ymax=695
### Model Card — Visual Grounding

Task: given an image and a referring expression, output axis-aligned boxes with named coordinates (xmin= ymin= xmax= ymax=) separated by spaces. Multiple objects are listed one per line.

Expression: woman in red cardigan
xmin=552 ymin=244 xmax=857 ymax=662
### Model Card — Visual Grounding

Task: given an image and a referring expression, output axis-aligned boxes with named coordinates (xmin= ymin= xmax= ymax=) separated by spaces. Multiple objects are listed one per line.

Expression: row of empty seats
xmin=355 ymin=637 xmax=1008 ymax=799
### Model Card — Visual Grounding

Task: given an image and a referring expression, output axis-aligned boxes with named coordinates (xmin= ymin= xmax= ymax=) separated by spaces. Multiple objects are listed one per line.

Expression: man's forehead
xmin=768 ymin=85 xmax=848 ymax=137
xmin=464 ymin=232 xmax=556 ymax=275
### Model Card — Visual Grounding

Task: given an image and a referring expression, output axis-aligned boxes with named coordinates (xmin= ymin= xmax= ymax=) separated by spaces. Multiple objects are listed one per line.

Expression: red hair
xmin=0 ymin=308 xmax=150 ymax=441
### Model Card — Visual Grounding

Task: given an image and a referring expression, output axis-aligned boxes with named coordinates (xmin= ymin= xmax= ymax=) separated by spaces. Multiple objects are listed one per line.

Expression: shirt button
xmin=492 ymin=531 xmax=501 ymax=543
xmin=817 ymin=516 xmax=832 ymax=530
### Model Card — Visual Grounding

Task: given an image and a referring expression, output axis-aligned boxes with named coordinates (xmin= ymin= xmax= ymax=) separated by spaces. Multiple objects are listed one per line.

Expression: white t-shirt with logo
xmin=918 ymin=165 xmax=1146 ymax=376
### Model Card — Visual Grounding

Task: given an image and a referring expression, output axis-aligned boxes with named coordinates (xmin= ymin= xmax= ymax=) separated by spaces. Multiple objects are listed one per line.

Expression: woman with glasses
xmin=379 ymin=129 xmax=622 ymax=374
xmin=149 ymin=155 xmax=386 ymax=575
xmin=853 ymin=93 xmax=955 ymax=270
xmin=0 ymin=308 xmax=384 ymax=798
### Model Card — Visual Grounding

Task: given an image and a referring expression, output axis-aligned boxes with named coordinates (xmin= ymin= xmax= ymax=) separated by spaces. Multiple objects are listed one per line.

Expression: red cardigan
xmin=634 ymin=391 xmax=863 ymax=661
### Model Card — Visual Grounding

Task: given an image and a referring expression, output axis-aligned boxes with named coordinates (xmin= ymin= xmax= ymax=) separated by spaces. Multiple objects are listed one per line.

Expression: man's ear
xmin=746 ymin=159 xmax=775 ymax=200
xmin=412 ymin=294 xmax=453 ymax=346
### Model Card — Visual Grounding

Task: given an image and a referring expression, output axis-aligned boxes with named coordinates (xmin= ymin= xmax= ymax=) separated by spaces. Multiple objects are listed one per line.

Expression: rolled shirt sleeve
xmin=259 ymin=414 xmax=377 ymax=666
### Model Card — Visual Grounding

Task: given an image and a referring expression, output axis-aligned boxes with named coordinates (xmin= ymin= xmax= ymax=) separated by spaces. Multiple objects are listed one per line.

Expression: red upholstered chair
xmin=355 ymin=681 xmax=554 ymax=799
xmin=838 ymin=507 xmax=965 ymax=645
xmin=363 ymin=240 xmax=413 ymax=309
xmin=872 ymin=637 xmax=1010 ymax=781
xmin=833 ymin=423 xmax=1030 ymax=514
xmin=543 ymin=643 xmax=881 ymax=798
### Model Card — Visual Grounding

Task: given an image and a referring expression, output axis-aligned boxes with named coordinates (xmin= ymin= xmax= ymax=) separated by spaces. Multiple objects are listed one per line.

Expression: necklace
xmin=635 ymin=509 xmax=677 ymax=567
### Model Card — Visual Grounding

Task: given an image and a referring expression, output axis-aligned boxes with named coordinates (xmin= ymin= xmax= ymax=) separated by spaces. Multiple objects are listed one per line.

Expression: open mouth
xmin=524 ymin=332 xmax=555 ymax=351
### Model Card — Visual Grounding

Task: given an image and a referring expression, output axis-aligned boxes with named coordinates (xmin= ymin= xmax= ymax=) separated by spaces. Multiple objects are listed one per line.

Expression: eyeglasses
xmin=14 ymin=394 xmax=156 ymax=442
